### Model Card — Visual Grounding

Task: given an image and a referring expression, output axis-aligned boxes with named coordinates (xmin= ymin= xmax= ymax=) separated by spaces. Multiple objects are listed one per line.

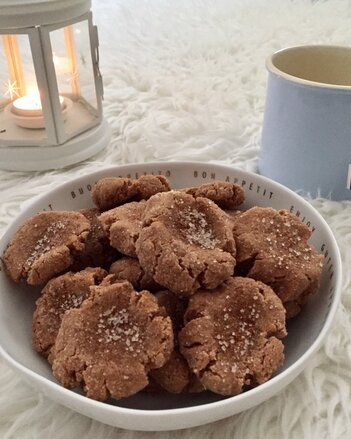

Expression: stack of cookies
xmin=3 ymin=175 xmax=324 ymax=401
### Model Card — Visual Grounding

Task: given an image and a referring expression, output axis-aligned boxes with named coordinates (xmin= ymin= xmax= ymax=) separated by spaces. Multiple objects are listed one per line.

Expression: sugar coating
xmin=136 ymin=191 xmax=236 ymax=296
xmin=92 ymin=175 xmax=171 ymax=211
xmin=179 ymin=206 xmax=219 ymax=249
xmin=2 ymin=174 xmax=326 ymax=402
xmin=32 ymin=267 xmax=107 ymax=362
xmin=232 ymin=207 xmax=324 ymax=318
xmin=3 ymin=211 xmax=90 ymax=285
xmin=179 ymin=277 xmax=286 ymax=396
xmin=223 ymin=209 xmax=242 ymax=227
xmin=52 ymin=281 xmax=173 ymax=401
xmin=183 ymin=181 xmax=245 ymax=209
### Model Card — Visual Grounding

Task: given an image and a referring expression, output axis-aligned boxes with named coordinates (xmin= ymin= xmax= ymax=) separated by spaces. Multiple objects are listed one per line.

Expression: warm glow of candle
xmin=8 ymin=89 xmax=68 ymax=129
xmin=13 ymin=95 xmax=42 ymax=112
xmin=12 ymin=91 xmax=64 ymax=116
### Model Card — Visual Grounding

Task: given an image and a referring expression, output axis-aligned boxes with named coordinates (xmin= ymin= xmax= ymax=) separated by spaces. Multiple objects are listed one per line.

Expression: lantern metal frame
xmin=0 ymin=3 xmax=111 ymax=171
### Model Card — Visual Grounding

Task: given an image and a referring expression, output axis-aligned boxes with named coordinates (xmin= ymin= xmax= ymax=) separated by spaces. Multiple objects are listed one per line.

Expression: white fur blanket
xmin=1 ymin=0 xmax=351 ymax=437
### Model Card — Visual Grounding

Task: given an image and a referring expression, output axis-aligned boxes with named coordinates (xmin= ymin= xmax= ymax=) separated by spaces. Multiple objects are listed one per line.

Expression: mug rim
xmin=266 ymin=44 xmax=351 ymax=91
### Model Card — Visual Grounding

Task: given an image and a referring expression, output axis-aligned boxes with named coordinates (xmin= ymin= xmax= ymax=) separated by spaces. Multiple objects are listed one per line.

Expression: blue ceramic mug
xmin=260 ymin=45 xmax=351 ymax=201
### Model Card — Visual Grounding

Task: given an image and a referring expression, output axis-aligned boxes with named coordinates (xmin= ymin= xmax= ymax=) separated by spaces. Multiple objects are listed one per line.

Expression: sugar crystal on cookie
xmin=52 ymin=281 xmax=173 ymax=401
xmin=179 ymin=206 xmax=219 ymax=249
xmin=179 ymin=277 xmax=286 ymax=396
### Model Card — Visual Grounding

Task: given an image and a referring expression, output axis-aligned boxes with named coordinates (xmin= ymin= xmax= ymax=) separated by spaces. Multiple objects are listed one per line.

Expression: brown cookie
xmin=223 ymin=209 xmax=242 ymax=230
xmin=71 ymin=208 xmax=119 ymax=271
xmin=145 ymin=368 xmax=204 ymax=394
xmin=92 ymin=177 xmax=137 ymax=211
xmin=232 ymin=207 xmax=324 ymax=318
xmin=92 ymin=175 xmax=171 ymax=211
xmin=98 ymin=201 xmax=145 ymax=258
xmin=137 ymin=175 xmax=171 ymax=200
xmin=32 ymin=267 xmax=107 ymax=361
xmin=149 ymin=350 xmax=191 ymax=394
xmin=154 ymin=290 xmax=187 ymax=333
xmin=52 ymin=281 xmax=173 ymax=401
xmin=109 ymin=257 xmax=160 ymax=292
xmin=149 ymin=290 xmax=190 ymax=393
xmin=183 ymin=181 xmax=245 ymax=209
xmin=3 ymin=211 xmax=90 ymax=285
xmin=179 ymin=277 xmax=286 ymax=396
xmin=136 ymin=191 xmax=236 ymax=296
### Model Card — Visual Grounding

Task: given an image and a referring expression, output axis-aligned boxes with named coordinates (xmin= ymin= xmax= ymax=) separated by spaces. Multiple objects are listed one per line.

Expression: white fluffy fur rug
xmin=1 ymin=0 xmax=351 ymax=437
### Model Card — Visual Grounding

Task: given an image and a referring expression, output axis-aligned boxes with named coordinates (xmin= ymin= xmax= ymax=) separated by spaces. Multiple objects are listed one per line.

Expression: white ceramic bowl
xmin=0 ymin=162 xmax=342 ymax=431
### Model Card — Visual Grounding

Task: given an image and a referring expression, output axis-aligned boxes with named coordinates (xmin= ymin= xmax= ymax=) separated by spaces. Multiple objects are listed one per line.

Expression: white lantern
xmin=0 ymin=0 xmax=111 ymax=171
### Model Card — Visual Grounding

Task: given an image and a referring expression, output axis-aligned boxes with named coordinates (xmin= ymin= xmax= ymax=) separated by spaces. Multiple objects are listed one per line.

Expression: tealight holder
xmin=0 ymin=0 xmax=111 ymax=171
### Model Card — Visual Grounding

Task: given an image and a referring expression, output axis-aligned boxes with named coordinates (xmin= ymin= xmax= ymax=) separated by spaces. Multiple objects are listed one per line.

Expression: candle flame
xmin=13 ymin=90 xmax=64 ymax=113
xmin=13 ymin=93 xmax=42 ymax=111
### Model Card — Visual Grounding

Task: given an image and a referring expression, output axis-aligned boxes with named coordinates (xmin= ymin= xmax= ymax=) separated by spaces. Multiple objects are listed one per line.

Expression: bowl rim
xmin=0 ymin=161 xmax=343 ymax=421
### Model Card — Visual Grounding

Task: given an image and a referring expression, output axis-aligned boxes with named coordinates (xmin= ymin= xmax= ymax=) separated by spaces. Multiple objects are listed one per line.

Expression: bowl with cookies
xmin=0 ymin=162 xmax=341 ymax=431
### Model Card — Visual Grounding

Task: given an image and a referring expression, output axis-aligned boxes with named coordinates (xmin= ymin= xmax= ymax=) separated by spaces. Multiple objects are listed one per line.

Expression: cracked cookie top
xmin=52 ymin=280 xmax=173 ymax=401
xmin=32 ymin=267 xmax=107 ymax=361
xmin=183 ymin=181 xmax=245 ymax=209
xmin=109 ymin=256 xmax=161 ymax=292
xmin=71 ymin=208 xmax=118 ymax=271
xmin=232 ymin=207 xmax=324 ymax=318
xmin=136 ymin=191 xmax=236 ymax=296
xmin=98 ymin=201 xmax=145 ymax=258
xmin=2 ymin=173 xmax=326 ymax=403
xmin=3 ymin=211 xmax=90 ymax=285
xmin=92 ymin=175 xmax=171 ymax=211
xmin=179 ymin=276 xmax=286 ymax=396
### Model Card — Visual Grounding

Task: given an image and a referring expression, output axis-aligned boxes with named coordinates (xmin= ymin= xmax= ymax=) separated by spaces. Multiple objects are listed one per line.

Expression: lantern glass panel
xmin=0 ymin=33 xmax=48 ymax=143
xmin=50 ymin=20 xmax=99 ymax=138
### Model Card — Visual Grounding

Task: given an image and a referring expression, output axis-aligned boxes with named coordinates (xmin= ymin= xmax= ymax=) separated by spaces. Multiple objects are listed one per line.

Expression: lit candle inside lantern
xmin=7 ymin=89 xmax=70 ymax=129
xmin=12 ymin=91 xmax=65 ymax=117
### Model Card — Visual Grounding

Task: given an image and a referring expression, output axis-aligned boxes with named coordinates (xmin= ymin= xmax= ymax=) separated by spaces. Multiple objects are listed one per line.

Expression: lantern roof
xmin=0 ymin=0 xmax=91 ymax=29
